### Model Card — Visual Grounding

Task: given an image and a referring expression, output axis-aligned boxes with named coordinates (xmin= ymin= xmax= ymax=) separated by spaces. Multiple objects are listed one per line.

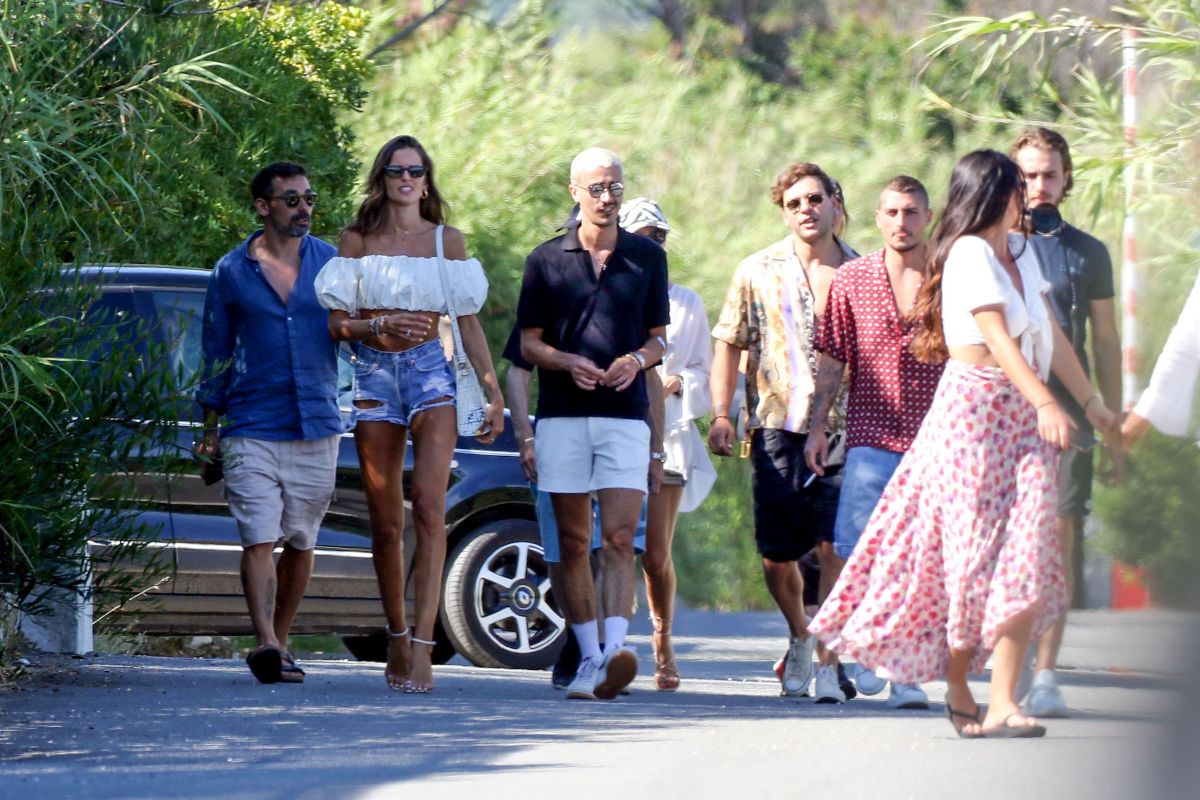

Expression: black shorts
xmin=750 ymin=428 xmax=840 ymax=563
xmin=1057 ymin=445 xmax=1094 ymax=518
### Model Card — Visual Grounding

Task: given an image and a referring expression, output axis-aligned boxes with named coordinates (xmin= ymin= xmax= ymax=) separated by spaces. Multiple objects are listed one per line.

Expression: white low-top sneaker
xmin=1024 ymin=669 xmax=1069 ymax=718
xmin=886 ymin=682 xmax=930 ymax=709
xmin=594 ymin=647 xmax=638 ymax=700
xmin=781 ymin=635 xmax=816 ymax=697
xmin=852 ymin=664 xmax=887 ymax=696
xmin=813 ymin=664 xmax=846 ymax=704
xmin=565 ymin=655 xmax=601 ymax=700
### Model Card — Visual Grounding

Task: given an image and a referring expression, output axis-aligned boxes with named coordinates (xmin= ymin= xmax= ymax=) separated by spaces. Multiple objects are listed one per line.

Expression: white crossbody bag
xmin=433 ymin=225 xmax=489 ymax=437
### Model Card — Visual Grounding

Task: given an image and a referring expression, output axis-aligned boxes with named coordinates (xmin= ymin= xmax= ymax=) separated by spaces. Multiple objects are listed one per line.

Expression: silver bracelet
xmin=368 ymin=317 xmax=382 ymax=338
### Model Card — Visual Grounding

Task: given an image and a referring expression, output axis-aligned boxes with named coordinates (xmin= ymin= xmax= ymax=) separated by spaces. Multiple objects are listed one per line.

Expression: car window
xmin=149 ymin=290 xmax=205 ymax=390
xmin=83 ymin=289 xmax=142 ymax=360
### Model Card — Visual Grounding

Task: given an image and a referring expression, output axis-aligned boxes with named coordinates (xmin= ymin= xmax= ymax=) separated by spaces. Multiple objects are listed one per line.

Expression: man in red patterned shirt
xmin=804 ymin=176 xmax=944 ymax=707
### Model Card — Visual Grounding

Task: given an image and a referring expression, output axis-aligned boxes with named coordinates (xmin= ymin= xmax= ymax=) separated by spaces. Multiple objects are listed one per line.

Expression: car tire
xmin=341 ymin=621 xmax=456 ymax=666
xmin=441 ymin=518 xmax=566 ymax=669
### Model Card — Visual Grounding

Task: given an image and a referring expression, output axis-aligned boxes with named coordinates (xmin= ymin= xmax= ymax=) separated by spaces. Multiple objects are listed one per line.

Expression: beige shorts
xmin=222 ymin=435 xmax=340 ymax=550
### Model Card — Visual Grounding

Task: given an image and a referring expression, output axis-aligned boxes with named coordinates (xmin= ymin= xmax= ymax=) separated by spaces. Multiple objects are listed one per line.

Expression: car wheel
xmin=441 ymin=518 xmax=565 ymax=669
xmin=341 ymin=621 xmax=456 ymax=665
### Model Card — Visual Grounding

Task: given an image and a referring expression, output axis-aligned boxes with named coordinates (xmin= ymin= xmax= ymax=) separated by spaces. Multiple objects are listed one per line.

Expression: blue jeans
xmin=833 ymin=446 xmax=905 ymax=560
xmin=532 ymin=486 xmax=646 ymax=564
xmin=349 ymin=341 xmax=455 ymax=428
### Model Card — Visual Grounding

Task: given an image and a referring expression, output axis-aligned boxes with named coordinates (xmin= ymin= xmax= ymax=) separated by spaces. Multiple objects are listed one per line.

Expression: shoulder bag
xmin=434 ymin=225 xmax=489 ymax=437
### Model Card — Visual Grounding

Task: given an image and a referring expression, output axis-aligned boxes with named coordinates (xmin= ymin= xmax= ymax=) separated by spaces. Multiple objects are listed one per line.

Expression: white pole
xmin=1121 ymin=28 xmax=1140 ymax=406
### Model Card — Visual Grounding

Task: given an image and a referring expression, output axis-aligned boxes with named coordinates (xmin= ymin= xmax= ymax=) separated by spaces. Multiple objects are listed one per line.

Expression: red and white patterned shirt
xmin=816 ymin=249 xmax=944 ymax=453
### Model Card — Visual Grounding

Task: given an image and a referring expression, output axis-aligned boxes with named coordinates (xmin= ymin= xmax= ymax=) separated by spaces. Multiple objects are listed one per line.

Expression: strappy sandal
xmin=402 ymin=634 xmax=437 ymax=694
xmin=279 ymin=651 xmax=306 ymax=684
xmin=384 ymin=624 xmax=411 ymax=691
xmin=652 ymin=618 xmax=680 ymax=692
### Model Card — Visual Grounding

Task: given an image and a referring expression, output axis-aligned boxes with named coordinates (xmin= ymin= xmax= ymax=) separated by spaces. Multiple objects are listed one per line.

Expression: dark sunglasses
xmin=383 ymin=164 xmax=427 ymax=179
xmin=785 ymin=193 xmax=825 ymax=212
xmin=574 ymin=181 xmax=624 ymax=198
xmin=271 ymin=190 xmax=318 ymax=208
xmin=641 ymin=228 xmax=669 ymax=244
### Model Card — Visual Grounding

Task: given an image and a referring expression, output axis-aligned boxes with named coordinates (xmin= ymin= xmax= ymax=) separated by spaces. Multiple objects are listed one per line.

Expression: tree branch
xmin=367 ymin=0 xmax=463 ymax=60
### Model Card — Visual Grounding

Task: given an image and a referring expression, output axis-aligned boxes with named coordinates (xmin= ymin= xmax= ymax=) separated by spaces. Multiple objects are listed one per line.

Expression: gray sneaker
xmin=1024 ymin=669 xmax=1069 ymax=718
xmin=852 ymin=664 xmax=887 ymax=696
xmin=813 ymin=664 xmax=846 ymax=704
xmin=594 ymin=647 xmax=638 ymax=700
xmin=886 ymin=682 xmax=930 ymax=709
xmin=780 ymin=635 xmax=815 ymax=697
xmin=565 ymin=655 xmax=601 ymax=700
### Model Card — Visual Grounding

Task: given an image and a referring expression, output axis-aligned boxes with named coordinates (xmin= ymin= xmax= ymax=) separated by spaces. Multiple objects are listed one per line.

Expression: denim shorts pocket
xmin=353 ymin=357 xmax=380 ymax=378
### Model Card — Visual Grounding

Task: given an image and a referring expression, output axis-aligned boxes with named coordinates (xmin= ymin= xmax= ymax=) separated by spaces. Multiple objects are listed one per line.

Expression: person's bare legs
xmin=354 ymin=418 xmax=411 ymax=689
xmin=1034 ymin=515 xmax=1077 ymax=672
xmin=551 ymin=493 xmax=598 ymax=629
xmin=273 ymin=544 xmax=315 ymax=653
xmin=762 ymin=558 xmax=809 ymax=640
xmin=404 ymin=403 xmax=456 ymax=691
xmin=985 ymin=606 xmax=1041 ymax=730
xmin=644 ymin=483 xmax=682 ymax=688
xmin=596 ymin=488 xmax=643 ymax=645
xmin=945 ymin=646 xmax=981 ymax=735
xmin=241 ymin=542 xmax=281 ymax=649
xmin=813 ymin=541 xmax=841 ymax=667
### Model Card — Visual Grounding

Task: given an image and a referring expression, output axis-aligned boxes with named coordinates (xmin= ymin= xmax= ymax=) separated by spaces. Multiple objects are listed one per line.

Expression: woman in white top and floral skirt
xmin=315 ymin=135 xmax=504 ymax=693
xmin=810 ymin=150 xmax=1117 ymax=738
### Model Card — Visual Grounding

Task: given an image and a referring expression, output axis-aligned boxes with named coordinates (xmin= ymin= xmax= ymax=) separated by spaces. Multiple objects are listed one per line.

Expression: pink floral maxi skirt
xmin=809 ymin=360 xmax=1069 ymax=683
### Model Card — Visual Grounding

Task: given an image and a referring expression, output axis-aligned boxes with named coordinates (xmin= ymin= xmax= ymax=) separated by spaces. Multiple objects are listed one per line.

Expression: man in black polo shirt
xmin=519 ymin=147 xmax=670 ymax=701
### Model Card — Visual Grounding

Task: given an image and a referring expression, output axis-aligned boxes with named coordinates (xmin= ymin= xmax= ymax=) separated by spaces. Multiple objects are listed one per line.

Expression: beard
xmin=889 ymin=238 xmax=921 ymax=253
xmin=273 ymin=215 xmax=309 ymax=238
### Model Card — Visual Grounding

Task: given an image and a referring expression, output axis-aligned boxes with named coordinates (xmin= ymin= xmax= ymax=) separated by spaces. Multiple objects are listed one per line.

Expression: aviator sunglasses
xmin=573 ymin=181 xmax=625 ymax=198
xmin=383 ymin=164 xmax=428 ymax=179
xmin=271 ymin=190 xmax=318 ymax=208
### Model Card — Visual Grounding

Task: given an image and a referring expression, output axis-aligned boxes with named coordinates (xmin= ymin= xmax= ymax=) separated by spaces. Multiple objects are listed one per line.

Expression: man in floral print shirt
xmin=709 ymin=162 xmax=852 ymax=700
xmin=805 ymin=175 xmax=944 ymax=707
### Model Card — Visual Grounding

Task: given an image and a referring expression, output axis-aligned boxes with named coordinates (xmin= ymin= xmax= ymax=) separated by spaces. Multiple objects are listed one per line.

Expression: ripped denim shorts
xmin=350 ymin=340 xmax=456 ymax=429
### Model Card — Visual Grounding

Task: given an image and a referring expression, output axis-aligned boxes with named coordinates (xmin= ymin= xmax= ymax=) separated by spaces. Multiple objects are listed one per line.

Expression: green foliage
xmin=352 ymin=2 xmax=1043 ymax=608
xmin=0 ymin=1 xmax=369 ymax=651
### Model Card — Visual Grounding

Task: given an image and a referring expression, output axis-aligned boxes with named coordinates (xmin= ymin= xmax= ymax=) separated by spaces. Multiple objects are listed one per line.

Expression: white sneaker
xmin=565 ymin=655 xmax=601 ymax=700
xmin=886 ymin=682 xmax=930 ymax=709
xmin=852 ymin=664 xmax=887 ymax=696
xmin=813 ymin=664 xmax=846 ymax=704
xmin=780 ymin=635 xmax=815 ymax=697
xmin=1024 ymin=669 xmax=1069 ymax=718
xmin=594 ymin=647 xmax=638 ymax=700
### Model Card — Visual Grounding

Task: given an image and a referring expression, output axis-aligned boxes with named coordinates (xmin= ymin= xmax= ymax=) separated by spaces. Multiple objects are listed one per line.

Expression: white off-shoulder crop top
xmin=314 ymin=230 xmax=488 ymax=316
xmin=941 ymin=233 xmax=1054 ymax=379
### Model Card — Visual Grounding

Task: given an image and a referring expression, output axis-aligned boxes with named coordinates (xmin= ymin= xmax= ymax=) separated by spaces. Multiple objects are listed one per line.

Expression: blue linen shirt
xmin=196 ymin=232 xmax=342 ymax=441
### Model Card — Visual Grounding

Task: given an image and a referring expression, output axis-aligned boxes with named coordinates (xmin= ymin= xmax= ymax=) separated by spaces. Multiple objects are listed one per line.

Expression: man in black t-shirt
xmin=518 ymin=147 xmax=670 ymax=701
xmin=1012 ymin=127 xmax=1124 ymax=719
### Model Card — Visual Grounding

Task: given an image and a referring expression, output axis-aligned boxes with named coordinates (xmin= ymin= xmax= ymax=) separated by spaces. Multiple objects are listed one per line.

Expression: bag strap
xmin=434 ymin=225 xmax=471 ymax=370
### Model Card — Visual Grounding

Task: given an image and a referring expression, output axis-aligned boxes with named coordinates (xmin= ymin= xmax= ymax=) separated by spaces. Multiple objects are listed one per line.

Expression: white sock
xmin=603 ymin=616 xmax=629 ymax=651
xmin=573 ymin=621 xmax=601 ymax=661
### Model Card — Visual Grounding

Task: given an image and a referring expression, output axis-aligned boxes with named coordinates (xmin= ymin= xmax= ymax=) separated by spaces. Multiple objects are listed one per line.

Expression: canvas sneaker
xmin=780 ymin=635 xmax=816 ymax=697
xmin=594 ymin=646 xmax=638 ymax=700
xmin=852 ymin=664 xmax=887 ymax=696
xmin=565 ymin=655 xmax=601 ymax=700
xmin=886 ymin=682 xmax=930 ymax=709
xmin=1024 ymin=669 xmax=1069 ymax=718
xmin=813 ymin=664 xmax=846 ymax=704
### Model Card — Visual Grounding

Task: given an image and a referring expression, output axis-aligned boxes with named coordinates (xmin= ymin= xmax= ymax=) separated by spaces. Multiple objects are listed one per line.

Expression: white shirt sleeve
xmin=314 ymin=257 xmax=359 ymax=314
xmin=1134 ymin=272 xmax=1200 ymax=436
xmin=943 ymin=236 xmax=1007 ymax=316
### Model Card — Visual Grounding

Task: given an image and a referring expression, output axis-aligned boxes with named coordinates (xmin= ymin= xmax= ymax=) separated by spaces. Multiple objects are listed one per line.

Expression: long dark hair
xmin=911 ymin=149 xmax=1027 ymax=363
xmin=347 ymin=135 xmax=449 ymax=235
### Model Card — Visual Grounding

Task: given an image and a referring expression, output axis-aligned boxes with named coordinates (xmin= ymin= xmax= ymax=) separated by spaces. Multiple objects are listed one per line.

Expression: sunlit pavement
xmin=0 ymin=609 xmax=1192 ymax=800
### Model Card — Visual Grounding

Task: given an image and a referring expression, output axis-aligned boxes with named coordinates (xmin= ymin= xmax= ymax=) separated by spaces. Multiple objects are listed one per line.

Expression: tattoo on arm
xmin=809 ymin=356 xmax=844 ymax=429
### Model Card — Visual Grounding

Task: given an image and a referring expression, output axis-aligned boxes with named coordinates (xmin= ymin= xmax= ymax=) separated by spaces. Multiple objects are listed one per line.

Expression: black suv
xmin=83 ymin=265 xmax=563 ymax=669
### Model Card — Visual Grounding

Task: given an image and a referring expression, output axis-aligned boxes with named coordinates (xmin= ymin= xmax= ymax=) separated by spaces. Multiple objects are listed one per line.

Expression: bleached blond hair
xmin=570 ymin=147 xmax=622 ymax=182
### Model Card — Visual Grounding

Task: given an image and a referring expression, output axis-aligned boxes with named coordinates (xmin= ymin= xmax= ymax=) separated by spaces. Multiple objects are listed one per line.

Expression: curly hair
xmin=769 ymin=162 xmax=836 ymax=207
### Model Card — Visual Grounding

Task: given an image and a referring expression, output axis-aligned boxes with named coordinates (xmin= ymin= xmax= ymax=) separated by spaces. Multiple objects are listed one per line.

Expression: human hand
xmin=708 ymin=415 xmax=737 ymax=457
xmin=518 ymin=438 xmax=537 ymax=482
xmin=1036 ymin=401 xmax=1075 ymax=450
xmin=566 ymin=355 xmax=605 ymax=391
xmin=376 ymin=311 xmax=434 ymax=343
xmin=474 ymin=398 xmax=505 ymax=445
xmin=601 ymin=354 xmax=640 ymax=392
xmin=648 ymin=459 xmax=664 ymax=495
xmin=1098 ymin=445 xmax=1126 ymax=485
xmin=662 ymin=374 xmax=683 ymax=396
xmin=804 ymin=428 xmax=828 ymax=476
xmin=194 ymin=430 xmax=220 ymax=460
xmin=1120 ymin=411 xmax=1152 ymax=449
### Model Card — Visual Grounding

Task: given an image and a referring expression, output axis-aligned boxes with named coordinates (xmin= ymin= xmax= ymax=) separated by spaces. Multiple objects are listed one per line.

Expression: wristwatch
xmin=627 ymin=351 xmax=647 ymax=370
xmin=650 ymin=450 xmax=667 ymax=463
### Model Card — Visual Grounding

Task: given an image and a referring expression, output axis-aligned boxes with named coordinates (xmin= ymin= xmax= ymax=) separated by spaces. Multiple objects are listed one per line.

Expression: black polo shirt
xmin=517 ymin=225 xmax=669 ymax=421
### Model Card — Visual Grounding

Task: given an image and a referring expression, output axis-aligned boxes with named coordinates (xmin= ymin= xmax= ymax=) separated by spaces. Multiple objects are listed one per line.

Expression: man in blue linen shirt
xmin=195 ymin=162 xmax=342 ymax=684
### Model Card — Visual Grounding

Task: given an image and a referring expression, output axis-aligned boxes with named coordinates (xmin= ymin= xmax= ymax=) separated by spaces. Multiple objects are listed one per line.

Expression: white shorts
xmin=534 ymin=417 xmax=650 ymax=494
xmin=222 ymin=435 xmax=340 ymax=550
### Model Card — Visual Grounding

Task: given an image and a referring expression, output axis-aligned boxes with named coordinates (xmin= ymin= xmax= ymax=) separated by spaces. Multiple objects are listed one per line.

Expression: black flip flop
xmin=280 ymin=651 xmax=306 ymax=684
xmin=946 ymin=702 xmax=983 ymax=738
xmin=976 ymin=713 xmax=1047 ymax=739
xmin=246 ymin=645 xmax=283 ymax=684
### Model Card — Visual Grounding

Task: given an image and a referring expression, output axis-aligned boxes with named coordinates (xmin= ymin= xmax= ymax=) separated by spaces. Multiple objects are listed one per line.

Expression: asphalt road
xmin=0 ymin=609 xmax=1193 ymax=800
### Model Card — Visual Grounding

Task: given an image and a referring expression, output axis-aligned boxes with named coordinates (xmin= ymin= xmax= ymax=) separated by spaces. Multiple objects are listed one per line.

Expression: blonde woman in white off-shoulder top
xmin=315 ymin=135 xmax=504 ymax=693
